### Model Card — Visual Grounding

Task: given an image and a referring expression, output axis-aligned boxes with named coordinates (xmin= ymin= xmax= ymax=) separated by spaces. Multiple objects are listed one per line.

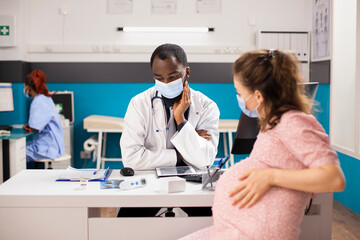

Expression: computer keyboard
xmin=0 ymin=125 xmax=13 ymax=131
xmin=179 ymin=174 xmax=203 ymax=183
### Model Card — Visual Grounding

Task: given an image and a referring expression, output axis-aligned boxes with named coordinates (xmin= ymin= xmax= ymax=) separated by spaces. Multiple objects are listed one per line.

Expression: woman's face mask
xmin=154 ymin=75 xmax=184 ymax=99
xmin=236 ymin=94 xmax=259 ymax=118
xmin=23 ymin=86 xmax=31 ymax=98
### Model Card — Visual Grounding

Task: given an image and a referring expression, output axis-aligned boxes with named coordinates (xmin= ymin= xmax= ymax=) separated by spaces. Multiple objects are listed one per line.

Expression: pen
xmin=217 ymin=157 xmax=224 ymax=166
xmin=218 ymin=155 xmax=230 ymax=169
xmin=93 ymin=170 xmax=98 ymax=175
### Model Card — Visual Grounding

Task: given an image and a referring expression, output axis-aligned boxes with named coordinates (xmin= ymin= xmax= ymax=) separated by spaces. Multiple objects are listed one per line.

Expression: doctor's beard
xmin=162 ymin=91 xmax=183 ymax=107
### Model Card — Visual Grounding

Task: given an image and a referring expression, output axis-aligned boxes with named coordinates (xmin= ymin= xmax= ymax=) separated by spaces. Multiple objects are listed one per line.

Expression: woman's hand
xmin=23 ymin=123 xmax=29 ymax=130
xmin=229 ymin=169 xmax=274 ymax=208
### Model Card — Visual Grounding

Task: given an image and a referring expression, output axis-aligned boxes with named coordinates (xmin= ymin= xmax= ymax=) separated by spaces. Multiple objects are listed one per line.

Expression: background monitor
xmin=51 ymin=91 xmax=74 ymax=124
xmin=0 ymin=83 xmax=14 ymax=112
xmin=231 ymin=82 xmax=319 ymax=155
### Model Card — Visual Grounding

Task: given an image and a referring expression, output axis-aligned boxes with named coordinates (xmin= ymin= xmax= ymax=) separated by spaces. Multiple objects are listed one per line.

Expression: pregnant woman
xmin=180 ymin=49 xmax=345 ymax=239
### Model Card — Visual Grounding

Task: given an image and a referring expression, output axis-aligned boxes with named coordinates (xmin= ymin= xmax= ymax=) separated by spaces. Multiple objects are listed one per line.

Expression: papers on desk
xmin=56 ymin=166 xmax=111 ymax=181
xmin=0 ymin=130 xmax=10 ymax=136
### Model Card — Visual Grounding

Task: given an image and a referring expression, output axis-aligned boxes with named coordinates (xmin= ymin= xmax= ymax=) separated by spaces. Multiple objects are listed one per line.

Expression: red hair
xmin=27 ymin=70 xmax=53 ymax=97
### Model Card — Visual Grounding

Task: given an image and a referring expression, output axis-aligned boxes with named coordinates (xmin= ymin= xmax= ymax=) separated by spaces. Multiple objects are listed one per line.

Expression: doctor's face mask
xmin=154 ymin=74 xmax=185 ymax=99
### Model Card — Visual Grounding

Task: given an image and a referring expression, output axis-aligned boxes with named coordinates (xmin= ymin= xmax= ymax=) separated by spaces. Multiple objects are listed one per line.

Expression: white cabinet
xmin=0 ymin=137 xmax=27 ymax=184
xmin=9 ymin=137 xmax=26 ymax=177
xmin=258 ymin=31 xmax=310 ymax=81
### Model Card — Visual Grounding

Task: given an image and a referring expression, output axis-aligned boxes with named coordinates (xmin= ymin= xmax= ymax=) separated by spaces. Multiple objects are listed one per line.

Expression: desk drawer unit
xmin=9 ymin=137 xmax=26 ymax=177
xmin=88 ymin=216 xmax=212 ymax=240
xmin=0 ymin=207 xmax=88 ymax=240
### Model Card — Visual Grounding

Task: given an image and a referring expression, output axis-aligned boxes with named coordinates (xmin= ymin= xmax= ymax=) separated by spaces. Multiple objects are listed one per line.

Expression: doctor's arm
xmin=120 ymin=98 xmax=177 ymax=170
xmin=172 ymin=89 xmax=220 ymax=169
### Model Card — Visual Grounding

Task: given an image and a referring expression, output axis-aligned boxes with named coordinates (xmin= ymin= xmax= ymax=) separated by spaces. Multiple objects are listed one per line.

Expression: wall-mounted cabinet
xmin=257 ymin=31 xmax=310 ymax=81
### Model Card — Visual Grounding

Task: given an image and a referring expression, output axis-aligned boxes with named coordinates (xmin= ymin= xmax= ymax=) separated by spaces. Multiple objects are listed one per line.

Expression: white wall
xmin=0 ymin=0 xmax=26 ymax=60
xmin=330 ymin=0 xmax=360 ymax=160
xmin=0 ymin=0 xmax=312 ymax=62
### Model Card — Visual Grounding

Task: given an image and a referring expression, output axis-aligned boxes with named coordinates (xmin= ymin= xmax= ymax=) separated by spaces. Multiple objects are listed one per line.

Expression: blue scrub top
xmin=27 ymin=94 xmax=65 ymax=161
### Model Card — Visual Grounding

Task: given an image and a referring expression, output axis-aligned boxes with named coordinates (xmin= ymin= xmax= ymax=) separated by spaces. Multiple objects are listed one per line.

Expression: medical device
xmin=119 ymin=178 xmax=147 ymax=190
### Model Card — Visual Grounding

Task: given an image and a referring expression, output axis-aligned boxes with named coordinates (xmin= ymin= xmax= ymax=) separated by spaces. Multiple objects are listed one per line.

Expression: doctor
xmin=118 ymin=43 xmax=219 ymax=217
xmin=120 ymin=43 xmax=220 ymax=170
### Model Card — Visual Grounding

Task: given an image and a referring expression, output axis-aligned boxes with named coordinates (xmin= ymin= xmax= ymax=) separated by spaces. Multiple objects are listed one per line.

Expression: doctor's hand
xmin=229 ymin=168 xmax=274 ymax=208
xmin=173 ymin=81 xmax=191 ymax=125
xmin=196 ymin=130 xmax=211 ymax=140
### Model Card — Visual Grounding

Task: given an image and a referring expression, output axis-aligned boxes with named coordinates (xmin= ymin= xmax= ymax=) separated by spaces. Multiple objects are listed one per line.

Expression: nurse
xmin=23 ymin=70 xmax=65 ymax=162
xmin=119 ymin=43 xmax=220 ymax=217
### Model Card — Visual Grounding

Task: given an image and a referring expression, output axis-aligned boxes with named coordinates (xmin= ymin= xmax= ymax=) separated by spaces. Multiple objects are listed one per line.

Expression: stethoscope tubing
xmin=151 ymin=91 xmax=169 ymax=132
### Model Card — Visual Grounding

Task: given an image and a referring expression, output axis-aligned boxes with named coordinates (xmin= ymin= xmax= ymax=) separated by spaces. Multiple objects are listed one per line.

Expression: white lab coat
xmin=120 ymin=87 xmax=220 ymax=170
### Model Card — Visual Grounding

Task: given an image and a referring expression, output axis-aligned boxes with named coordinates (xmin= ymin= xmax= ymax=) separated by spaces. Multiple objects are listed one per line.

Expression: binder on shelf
xmin=56 ymin=166 xmax=112 ymax=182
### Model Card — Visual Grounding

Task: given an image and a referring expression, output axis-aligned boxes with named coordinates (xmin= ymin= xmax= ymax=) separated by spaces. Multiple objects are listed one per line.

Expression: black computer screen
xmin=51 ymin=92 xmax=74 ymax=123
xmin=231 ymin=82 xmax=319 ymax=155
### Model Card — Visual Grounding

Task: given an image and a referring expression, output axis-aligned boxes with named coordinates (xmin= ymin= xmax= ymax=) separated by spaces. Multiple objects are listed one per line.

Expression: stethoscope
xmin=151 ymin=90 xmax=194 ymax=133
xmin=151 ymin=91 xmax=165 ymax=108
xmin=151 ymin=91 xmax=169 ymax=132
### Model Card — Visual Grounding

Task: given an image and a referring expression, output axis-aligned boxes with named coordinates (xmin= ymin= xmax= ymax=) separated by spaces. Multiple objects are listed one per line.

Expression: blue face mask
xmin=154 ymin=76 xmax=184 ymax=99
xmin=236 ymin=94 xmax=259 ymax=118
xmin=23 ymin=87 xmax=31 ymax=98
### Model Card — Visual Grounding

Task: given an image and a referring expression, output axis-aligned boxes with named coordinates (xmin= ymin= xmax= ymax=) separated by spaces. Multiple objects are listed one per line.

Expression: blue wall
xmin=334 ymin=153 xmax=360 ymax=215
xmin=0 ymin=82 xmax=243 ymax=169
xmin=1 ymin=82 xmax=360 ymax=215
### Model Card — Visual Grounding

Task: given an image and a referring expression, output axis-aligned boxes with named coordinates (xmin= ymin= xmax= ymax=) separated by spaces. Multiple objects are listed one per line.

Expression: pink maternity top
xmin=181 ymin=110 xmax=339 ymax=240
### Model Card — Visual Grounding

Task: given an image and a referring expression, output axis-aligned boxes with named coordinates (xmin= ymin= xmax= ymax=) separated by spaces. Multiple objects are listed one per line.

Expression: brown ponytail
xmin=233 ymin=49 xmax=312 ymax=131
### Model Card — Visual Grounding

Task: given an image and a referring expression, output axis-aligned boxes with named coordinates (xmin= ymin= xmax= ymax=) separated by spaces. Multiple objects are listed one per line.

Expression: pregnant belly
xmin=210 ymin=159 xmax=309 ymax=240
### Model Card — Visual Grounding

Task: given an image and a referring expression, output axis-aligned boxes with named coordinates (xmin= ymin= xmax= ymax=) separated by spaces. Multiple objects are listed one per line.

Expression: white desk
xmin=0 ymin=170 xmax=333 ymax=240
xmin=0 ymin=170 xmax=212 ymax=240
xmin=84 ymin=117 xmax=239 ymax=169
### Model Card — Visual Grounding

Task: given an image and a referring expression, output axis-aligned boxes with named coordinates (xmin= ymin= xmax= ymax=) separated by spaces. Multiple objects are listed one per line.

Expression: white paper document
xmin=57 ymin=166 xmax=109 ymax=181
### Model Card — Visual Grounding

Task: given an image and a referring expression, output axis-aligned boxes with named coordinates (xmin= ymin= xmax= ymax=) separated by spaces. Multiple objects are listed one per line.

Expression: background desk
xmin=0 ymin=170 xmax=333 ymax=240
xmin=84 ymin=118 xmax=239 ymax=169
xmin=0 ymin=128 xmax=33 ymax=183
xmin=218 ymin=119 xmax=239 ymax=167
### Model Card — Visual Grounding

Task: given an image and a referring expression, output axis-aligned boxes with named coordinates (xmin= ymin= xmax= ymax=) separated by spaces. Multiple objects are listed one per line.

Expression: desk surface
xmin=0 ymin=128 xmax=33 ymax=140
xmin=0 ymin=170 xmax=213 ymax=208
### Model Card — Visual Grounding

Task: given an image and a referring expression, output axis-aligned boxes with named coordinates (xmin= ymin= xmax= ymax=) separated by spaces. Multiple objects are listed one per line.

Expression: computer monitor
xmin=231 ymin=82 xmax=319 ymax=155
xmin=0 ymin=83 xmax=14 ymax=112
xmin=0 ymin=83 xmax=14 ymax=131
xmin=51 ymin=91 xmax=74 ymax=124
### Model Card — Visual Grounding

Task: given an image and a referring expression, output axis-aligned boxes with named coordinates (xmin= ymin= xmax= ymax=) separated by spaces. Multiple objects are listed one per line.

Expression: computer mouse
xmin=120 ymin=167 xmax=135 ymax=176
